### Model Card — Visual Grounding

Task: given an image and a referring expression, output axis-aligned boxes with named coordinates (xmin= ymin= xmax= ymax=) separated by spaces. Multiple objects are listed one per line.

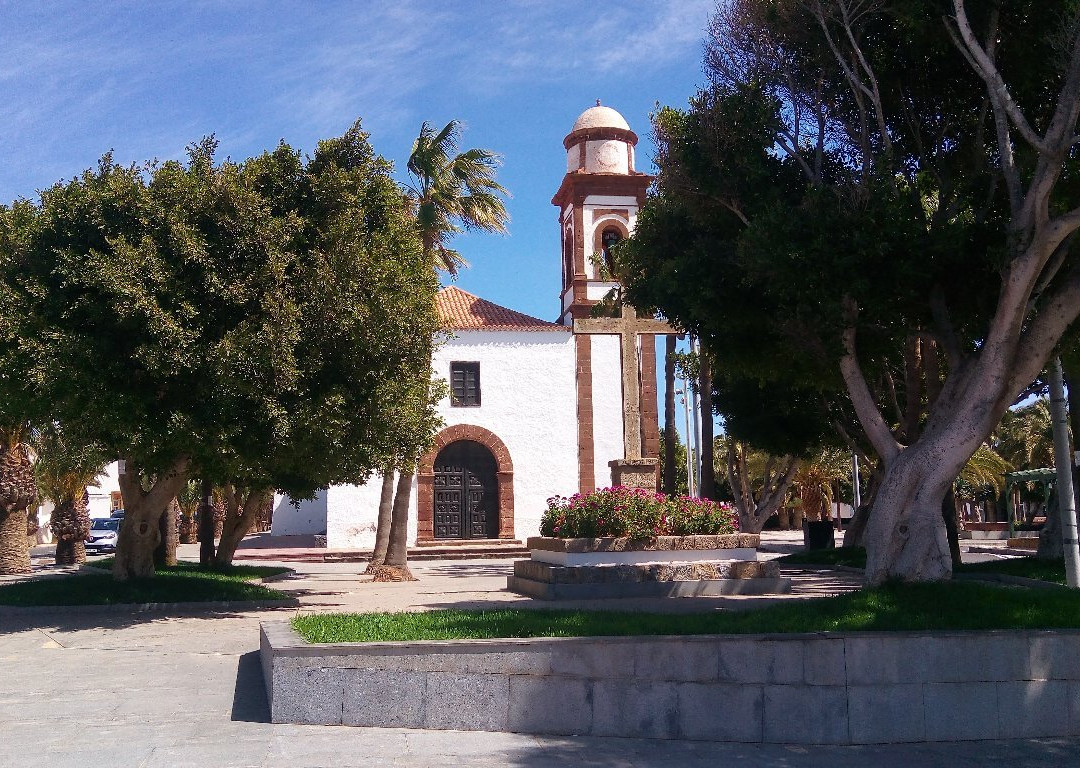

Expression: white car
xmin=85 ymin=517 xmax=121 ymax=553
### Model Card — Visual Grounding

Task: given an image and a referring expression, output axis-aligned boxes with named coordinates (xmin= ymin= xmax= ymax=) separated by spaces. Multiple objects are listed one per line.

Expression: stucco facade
xmin=286 ymin=328 xmax=585 ymax=549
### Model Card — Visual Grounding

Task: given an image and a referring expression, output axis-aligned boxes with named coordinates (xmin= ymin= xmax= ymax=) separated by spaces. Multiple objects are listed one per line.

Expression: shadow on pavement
xmin=231 ymin=650 xmax=271 ymax=723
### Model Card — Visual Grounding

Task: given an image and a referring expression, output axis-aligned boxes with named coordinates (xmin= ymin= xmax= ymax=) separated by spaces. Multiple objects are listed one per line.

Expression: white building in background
xmin=87 ymin=461 xmax=122 ymax=518
xmin=272 ymin=104 xmax=663 ymax=549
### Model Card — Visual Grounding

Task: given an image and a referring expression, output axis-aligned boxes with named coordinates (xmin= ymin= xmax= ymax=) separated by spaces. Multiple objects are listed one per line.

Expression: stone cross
xmin=574 ymin=302 xmax=674 ymax=459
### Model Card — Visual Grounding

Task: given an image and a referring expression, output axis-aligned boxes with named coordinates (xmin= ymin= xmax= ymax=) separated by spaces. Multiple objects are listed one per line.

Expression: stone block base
xmin=608 ymin=458 xmax=659 ymax=490
xmin=507 ymin=574 xmax=792 ymax=600
xmin=507 ymin=558 xmax=790 ymax=600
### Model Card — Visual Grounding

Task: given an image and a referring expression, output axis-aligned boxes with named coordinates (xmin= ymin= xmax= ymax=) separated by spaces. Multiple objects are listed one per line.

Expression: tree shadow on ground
xmin=491 ymin=736 xmax=1080 ymax=768
xmin=0 ymin=603 xmax=298 ymax=634
xmin=231 ymin=650 xmax=270 ymax=723
xmin=417 ymin=561 xmax=515 ymax=579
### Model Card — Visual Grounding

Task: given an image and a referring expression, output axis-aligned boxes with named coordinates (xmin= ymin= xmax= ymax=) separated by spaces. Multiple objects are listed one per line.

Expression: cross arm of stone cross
xmin=573 ymin=303 xmax=675 ymax=460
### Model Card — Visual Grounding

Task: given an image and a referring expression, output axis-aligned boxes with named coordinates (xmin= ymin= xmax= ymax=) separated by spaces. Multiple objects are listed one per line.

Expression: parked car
xmin=85 ymin=517 xmax=121 ymax=554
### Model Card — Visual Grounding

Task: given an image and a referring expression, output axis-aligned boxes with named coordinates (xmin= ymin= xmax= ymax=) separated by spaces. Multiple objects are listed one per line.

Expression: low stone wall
xmin=527 ymin=533 xmax=760 ymax=553
xmin=261 ymin=621 xmax=1080 ymax=743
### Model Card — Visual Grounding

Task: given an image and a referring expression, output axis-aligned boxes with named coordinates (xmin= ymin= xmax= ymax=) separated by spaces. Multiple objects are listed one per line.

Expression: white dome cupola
xmin=564 ymin=100 xmax=638 ymax=175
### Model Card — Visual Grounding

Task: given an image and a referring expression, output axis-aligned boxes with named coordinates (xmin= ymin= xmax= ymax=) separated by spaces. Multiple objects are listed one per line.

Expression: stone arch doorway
xmin=432 ymin=441 xmax=498 ymax=539
xmin=417 ymin=424 xmax=515 ymax=541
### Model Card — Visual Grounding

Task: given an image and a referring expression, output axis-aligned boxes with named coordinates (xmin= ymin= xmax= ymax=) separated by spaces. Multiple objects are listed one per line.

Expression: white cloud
xmin=0 ymin=0 xmax=712 ymax=200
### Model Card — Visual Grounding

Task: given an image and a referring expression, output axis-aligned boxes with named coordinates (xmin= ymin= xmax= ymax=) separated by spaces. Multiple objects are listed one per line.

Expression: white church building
xmin=272 ymin=103 xmax=663 ymax=549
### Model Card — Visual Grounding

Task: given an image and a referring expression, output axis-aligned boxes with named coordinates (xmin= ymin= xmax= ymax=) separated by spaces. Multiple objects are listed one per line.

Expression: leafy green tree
xmin=718 ymin=435 xmax=799 ymax=533
xmin=620 ymin=1 xmax=1080 ymax=583
xmin=5 ymin=121 xmax=441 ymax=578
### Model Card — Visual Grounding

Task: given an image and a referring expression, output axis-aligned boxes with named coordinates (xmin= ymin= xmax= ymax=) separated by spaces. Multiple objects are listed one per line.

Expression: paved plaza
xmin=2 ymin=537 xmax=1077 ymax=767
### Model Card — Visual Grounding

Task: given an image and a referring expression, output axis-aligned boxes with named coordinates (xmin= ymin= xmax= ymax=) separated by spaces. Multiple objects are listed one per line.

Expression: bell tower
xmin=552 ymin=100 xmax=652 ymax=325
xmin=553 ymin=103 xmax=658 ymax=492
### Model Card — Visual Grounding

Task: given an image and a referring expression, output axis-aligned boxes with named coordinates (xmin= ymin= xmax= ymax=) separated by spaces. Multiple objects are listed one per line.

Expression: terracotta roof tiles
xmin=436 ymin=286 xmax=567 ymax=332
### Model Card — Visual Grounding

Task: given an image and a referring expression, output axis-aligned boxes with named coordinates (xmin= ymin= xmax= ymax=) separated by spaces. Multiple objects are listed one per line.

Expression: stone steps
xmin=234 ymin=540 xmax=529 ymax=563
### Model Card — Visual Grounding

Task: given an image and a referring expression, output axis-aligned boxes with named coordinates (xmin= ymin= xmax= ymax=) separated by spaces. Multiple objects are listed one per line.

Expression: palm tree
xmin=176 ymin=481 xmax=200 ymax=544
xmin=32 ymin=427 xmax=107 ymax=566
xmin=792 ymin=448 xmax=850 ymax=526
xmin=0 ymin=426 xmax=38 ymax=574
xmin=996 ymin=399 xmax=1055 ymax=471
xmin=376 ymin=121 xmax=509 ymax=580
xmin=405 ymin=120 xmax=510 ymax=275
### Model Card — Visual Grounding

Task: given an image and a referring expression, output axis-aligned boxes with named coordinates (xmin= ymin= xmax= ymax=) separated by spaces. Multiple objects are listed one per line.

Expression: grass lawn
xmin=956 ymin=556 xmax=1067 ymax=585
xmin=0 ymin=560 xmax=291 ymax=607
xmin=292 ymin=580 xmax=1080 ymax=643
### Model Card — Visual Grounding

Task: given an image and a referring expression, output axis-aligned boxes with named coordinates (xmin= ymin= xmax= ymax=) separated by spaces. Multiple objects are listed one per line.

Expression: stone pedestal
xmin=506 ymin=534 xmax=793 ymax=600
xmin=608 ymin=458 xmax=659 ymax=490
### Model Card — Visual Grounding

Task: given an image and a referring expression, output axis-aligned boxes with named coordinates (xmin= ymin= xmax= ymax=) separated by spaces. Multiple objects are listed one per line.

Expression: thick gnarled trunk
xmin=0 ymin=440 xmax=37 ymax=575
xmin=113 ymin=458 xmax=190 ymax=581
xmin=726 ymin=442 xmax=798 ymax=534
xmin=214 ymin=486 xmax=273 ymax=568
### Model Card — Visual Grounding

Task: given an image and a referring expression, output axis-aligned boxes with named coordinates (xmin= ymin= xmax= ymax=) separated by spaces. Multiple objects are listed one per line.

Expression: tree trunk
xmin=113 ymin=458 xmax=189 ymax=581
xmin=1037 ymin=493 xmax=1064 ymax=560
xmin=366 ymin=469 xmax=395 ymax=573
xmin=214 ymin=487 xmax=273 ymax=568
xmin=153 ymin=497 xmax=180 ymax=568
xmin=380 ymin=467 xmax=416 ymax=581
xmin=862 ymin=444 xmax=956 ymax=584
xmin=0 ymin=506 xmax=30 ymax=573
xmin=843 ymin=505 xmax=871 ymax=547
xmin=942 ymin=486 xmax=962 ymax=569
xmin=698 ymin=351 xmax=716 ymax=499
xmin=51 ymin=497 xmax=90 ymax=566
xmin=198 ymin=479 xmax=215 ymax=567
xmin=178 ymin=508 xmax=196 ymax=544
xmin=1061 ymin=353 xmax=1080 ymax=560
xmin=663 ymin=335 xmax=677 ymax=495
xmin=0 ymin=440 xmax=37 ymax=575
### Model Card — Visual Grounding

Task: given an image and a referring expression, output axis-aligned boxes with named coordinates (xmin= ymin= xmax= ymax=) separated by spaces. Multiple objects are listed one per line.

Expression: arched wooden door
xmin=432 ymin=440 xmax=499 ymax=539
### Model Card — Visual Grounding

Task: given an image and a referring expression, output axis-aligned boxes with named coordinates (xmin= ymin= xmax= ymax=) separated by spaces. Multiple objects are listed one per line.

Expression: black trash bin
xmin=803 ymin=519 xmax=836 ymax=550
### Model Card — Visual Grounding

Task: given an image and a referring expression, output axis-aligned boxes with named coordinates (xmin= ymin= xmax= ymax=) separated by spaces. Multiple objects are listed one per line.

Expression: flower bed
xmin=540 ymin=486 xmax=738 ymax=539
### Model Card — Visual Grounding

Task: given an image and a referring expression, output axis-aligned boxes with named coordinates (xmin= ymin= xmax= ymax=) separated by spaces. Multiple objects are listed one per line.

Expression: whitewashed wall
xmin=276 ymin=328 xmax=582 ymax=549
xmin=584 ymin=138 xmax=630 ymax=175
xmin=87 ymin=461 xmax=120 ymax=519
xmin=590 ymin=334 xmax=625 ymax=488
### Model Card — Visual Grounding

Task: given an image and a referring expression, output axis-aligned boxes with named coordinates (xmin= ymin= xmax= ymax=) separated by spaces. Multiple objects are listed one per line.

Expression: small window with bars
xmin=450 ymin=362 xmax=481 ymax=407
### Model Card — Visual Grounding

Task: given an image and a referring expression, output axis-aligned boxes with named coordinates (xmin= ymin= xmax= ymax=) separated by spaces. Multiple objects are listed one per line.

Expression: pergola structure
xmin=1003 ymin=468 xmax=1056 ymax=536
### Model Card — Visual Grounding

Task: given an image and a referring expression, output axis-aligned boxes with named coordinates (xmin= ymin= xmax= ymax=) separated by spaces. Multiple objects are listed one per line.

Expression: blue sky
xmin=1 ymin=0 xmax=712 ymax=321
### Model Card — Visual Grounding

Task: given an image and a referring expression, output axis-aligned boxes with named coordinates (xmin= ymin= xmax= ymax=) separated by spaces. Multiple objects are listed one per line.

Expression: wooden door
xmin=433 ymin=441 xmax=497 ymax=539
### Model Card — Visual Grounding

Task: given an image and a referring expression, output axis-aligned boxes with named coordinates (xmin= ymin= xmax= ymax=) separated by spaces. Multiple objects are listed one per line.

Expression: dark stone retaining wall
xmin=260 ymin=621 xmax=1080 ymax=744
